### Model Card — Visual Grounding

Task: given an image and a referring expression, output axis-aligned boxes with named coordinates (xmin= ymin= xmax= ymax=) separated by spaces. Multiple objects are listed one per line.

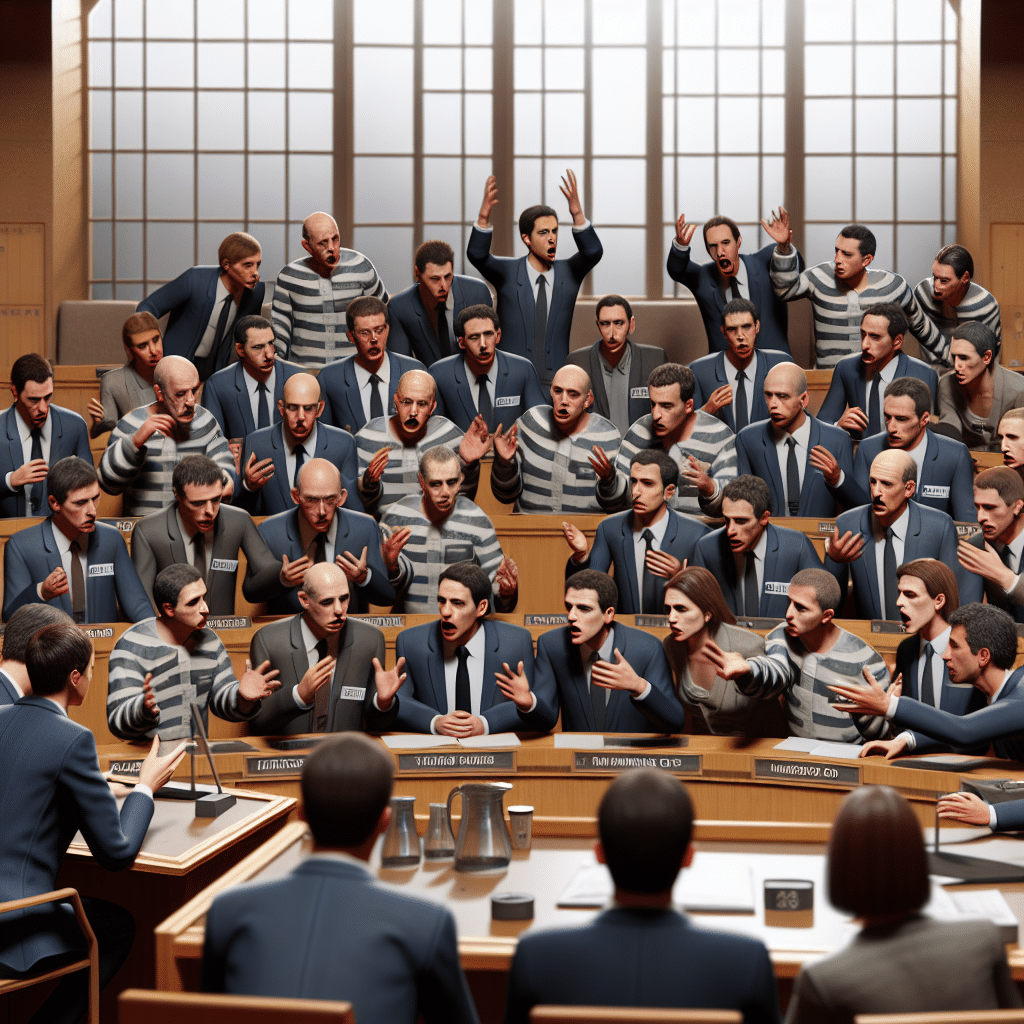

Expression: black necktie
xmin=477 ymin=374 xmax=493 ymax=432
xmin=192 ymin=533 xmax=206 ymax=583
xmin=589 ymin=650 xmax=606 ymax=731
xmin=369 ymin=374 xmax=384 ymax=420
xmin=436 ymin=302 xmax=451 ymax=356
xmin=735 ymin=369 xmax=748 ymax=431
xmin=313 ymin=638 xmax=330 ymax=731
xmin=867 ymin=374 xmax=881 ymax=436
xmin=293 ymin=443 xmax=306 ymax=488
xmin=256 ymin=381 xmax=270 ymax=429
xmin=883 ymin=527 xmax=898 ymax=619
xmin=640 ymin=528 xmax=659 ymax=614
xmin=727 ymin=278 xmax=741 ymax=300
xmin=1000 ymin=544 xmax=1017 ymax=573
xmin=29 ymin=427 xmax=43 ymax=513
xmin=920 ymin=642 xmax=935 ymax=708
xmin=785 ymin=437 xmax=800 ymax=515
xmin=311 ymin=532 xmax=327 ymax=564
xmin=209 ymin=294 xmax=234 ymax=375
xmin=69 ymin=539 xmax=86 ymax=623
xmin=743 ymin=551 xmax=759 ymax=617
xmin=533 ymin=275 xmax=548 ymax=380
xmin=455 ymin=646 xmax=472 ymax=714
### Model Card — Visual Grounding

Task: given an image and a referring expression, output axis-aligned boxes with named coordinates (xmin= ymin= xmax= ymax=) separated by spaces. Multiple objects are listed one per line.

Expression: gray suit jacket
xmin=786 ymin=915 xmax=1020 ymax=1024
xmin=92 ymin=364 xmax=156 ymax=438
xmin=248 ymin=614 xmax=396 ymax=735
xmin=130 ymin=503 xmax=282 ymax=616
xmin=565 ymin=340 xmax=667 ymax=431
xmin=937 ymin=362 xmax=1024 ymax=450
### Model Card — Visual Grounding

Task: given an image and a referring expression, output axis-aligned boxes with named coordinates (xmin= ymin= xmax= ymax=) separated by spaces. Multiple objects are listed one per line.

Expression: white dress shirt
xmin=580 ymin=625 xmax=652 ymax=704
xmin=7 ymin=409 xmax=53 ymax=511
xmin=727 ymin=351 xmax=757 ymax=427
xmin=354 ymin=358 xmax=392 ymax=423
xmin=466 ymin=359 xmax=494 ymax=414
xmin=434 ymin=624 xmax=489 ymax=734
xmin=873 ymin=505 xmax=908 ymax=615
xmin=292 ymin=616 xmax=340 ymax=710
xmin=866 ymin=357 xmax=899 ymax=426
xmin=285 ymin=424 xmax=318 ymax=490
xmin=244 ymin=366 xmax=276 ymax=432
xmin=297 ymin=508 xmax=339 ymax=565
xmin=175 ymin=508 xmax=210 ymax=571
xmin=195 ymin=277 xmax=237 ymax=360
xmin=905 ymin=429 xmax=929 ymax=483
xmin=632 ymin=510 xmax=670 ymax=607
xmin=733 ymin=529 xmax=769 ymax=607
xmin=774 ymin=415 xmax=811 ymax=508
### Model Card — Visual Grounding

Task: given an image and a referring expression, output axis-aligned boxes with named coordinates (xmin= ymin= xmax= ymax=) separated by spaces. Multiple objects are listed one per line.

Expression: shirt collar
xmin=582 ymin=625 xmax=616 ymax=665
xmin=288 ymin=424 xmax=317 ymax=457
xmin=354 ymin=358 xmax=390 ymax=389
xmin=990 ymin=668 xmax=1015 ymax=705
xmin=921 ymin=624 xmax=951 ymax=658
xmin=525 ymin=259 xmax=553 ymax=291
xmin=752 ymin=528 xmax=768 ymax=562
xmin=465 ymin=358 xmax=492 ymax=385
xmin=15 ymin=408 xmax=52 ymax=446
xmin=634 ymin=508 xmax=670 ymax=546
xmin=727 ymin=351 xmax=756 ymax=383
xmin=776 ymin=414 xmax=811 ymax=448
xmin=244 ymin=366 xmax=276 ymax=399
xmin=447 ymin=622 xmax=487 ymax=662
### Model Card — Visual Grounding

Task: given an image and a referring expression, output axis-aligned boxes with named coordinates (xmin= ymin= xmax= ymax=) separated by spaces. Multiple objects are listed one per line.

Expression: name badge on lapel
xmin=341 ymin=687 xmax=366 ymax=701
xmin=763 ymin=581 xmax=788 ymax=595
xmin=921 ymin=485 xmax=950 ymax=499
xmin=629 ymin=387 xmax=649 ymax=399
xmin=87 ymin=563 xmax=115 ymax=577
xmin=211 ymin=558 xmax=239 ymax=572
xmin=495 ymin=396 xmax=520 ymax=408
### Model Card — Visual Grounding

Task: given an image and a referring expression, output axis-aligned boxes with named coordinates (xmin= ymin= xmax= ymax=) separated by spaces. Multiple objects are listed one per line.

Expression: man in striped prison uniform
xmin=490 ymin=363 xmax=627 ymax=514
xmin=614 ymin=363 xmax=737 ymax=518
xmin=271 ymin=212 xmax=388 ymax=368
xmin=380 ymin=446 xmax=517 ymax=613
xmin=705 ymin=568 xmax=891 ymax=744
xmin=99 ymin=355 xmax=236 ymax=517
xmin=107 ymin=564 xmax=279 ymax=742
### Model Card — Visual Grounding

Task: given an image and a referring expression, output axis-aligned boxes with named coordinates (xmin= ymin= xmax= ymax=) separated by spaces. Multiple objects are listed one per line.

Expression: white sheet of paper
xmin=808 ymin=741 xmax=864 ymax=760
xmin=380 ymin=734 xmax=456 ymax=750
xmin=458 ymin=733 xmax=522 ymax=748
xmin=774 ymin=737 xmax=818 ymax=752
xmin=553 ymin=734 xmax=604 ymax=749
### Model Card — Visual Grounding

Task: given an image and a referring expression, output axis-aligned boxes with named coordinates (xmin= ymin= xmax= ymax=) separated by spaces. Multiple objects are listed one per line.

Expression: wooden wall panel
xmin=0 ymin=223 xmax=46 ymax=370
xmin=991 ymin=223 xmax=1024 ymax=369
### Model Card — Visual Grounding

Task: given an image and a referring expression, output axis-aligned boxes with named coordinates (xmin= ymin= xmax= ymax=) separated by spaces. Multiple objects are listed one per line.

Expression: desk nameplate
xmin=245 ymin=754 xmax=307 ymax=778
xmin=398 ymin=751 xmax=516 ymax=772
xmin=754 ymin=758 xmax=859 ymax=786
xmin=573 ymin=752 xmax=701 ymax=774
xmin=107 ymin=757 xmax=144 ymax=777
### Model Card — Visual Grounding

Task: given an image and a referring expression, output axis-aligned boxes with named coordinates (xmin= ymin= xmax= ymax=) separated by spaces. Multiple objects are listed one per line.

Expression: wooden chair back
xmin=118 ymin=988 xmax=356 ymax=1023
xmin=529 ymin=1008 xmax=743 ymax=1024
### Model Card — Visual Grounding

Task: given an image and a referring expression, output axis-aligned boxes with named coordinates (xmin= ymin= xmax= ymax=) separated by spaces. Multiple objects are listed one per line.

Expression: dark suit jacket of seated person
xmin=692 ymin=474 xmax=823 ymax=620
xmin=88 ymin=311 xmax=162 ymax=438
xmin=3 ymin=457 xmax=153 ymax=624
xmin=130 ymin=454 xmax=283 ymax=618
xmin=136 ymin=231 xmax=265 ymax=378
xmin=0 ymin=623 xmax=185 ymax=1024
xmin=666 ymin=211 xmax=797 ymax=357
xmin=379 ymin=562 xmax=541 ymax=736
xmin=786 ymin=785 xmax=1020 ymax=1024
xmin=316 ymin=295 xmax=427 ymax=434
xmin=106 ymin=564 xmax=280 ymax=742
xmin=524 ymin=570 xmax=685 ymax=734
xmin=431 ymin=304 xmax=548 ymax=433
xmin=385 ymin=238 xmax=493 ymax=367
xmin=0 ymin=604 xmax=78 ymax=707
xmin=201 ymin=734 xmax=480 ymax=1024
xmin=201 ymin=314 xmax=306 ymax=440
xmin=938 ymin=321 xmax=1024 ymax=451
xmin=816 ymin=302 xmax=939 ymax=441
xmin=734 ymin=361 xmax=865 ymax=517
xmin=564 ymin=448 xmax=709 ymax=615
xmin=0 ymin=354 xmax=92 ymax=519
xmin=249 ymin=562 xmax=397 ymax=736
xmin=564 ymin=294 xmax=667 ymax=435
xmin=504 ymin=768 xmax=781 ymax=1024
xmin=467 ymin=170 xmax=603 ymax=384
xmin=234 ymin=370 xmax=363 ymax=516
xmin=852 ymin=376 xmax=976 ymax=523
xmin=689 ymin=298 xmax=790 ymax=434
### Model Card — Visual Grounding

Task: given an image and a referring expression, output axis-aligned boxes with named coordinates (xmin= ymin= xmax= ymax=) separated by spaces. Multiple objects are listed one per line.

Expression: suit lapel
xmin=714 ymin=354 xmax=735 ymax=431
xmin=5 ymin=407 xmax=24 ymax=480
xmin=480 ymin=621 xmax=501 ymax=711
xmin=427 ymin=623 xmax=450 ymax=712
xmin=902 ymin=502 xmax=924 ymax=562
xmin=855 ymin=507 xmax=882 ymax=619
xmin=602 ymin=628 xmax=630 ymax=731
xmin=412 ymin=290 xmax=440 ymax=365
xmin=269 ymin=425 xmax=292 ymax=509
xmin=41 ymin=519 xmax=72 ymax=615
xmin=164 ymin=504 xmax=189 ymax=564
xmin=287 ymin=616 xmax=313 ymax=724
xmin=760 ymin=524 xmax=780 ymax=616
xmin=453 ymin=354 xmax=479 ymax=426
xmin=761 ymin=425 xmax=785 ymax=514
xmin=516 ymin=259 xmax=536 ymax=358
xmin=618 ymin=515 xmax=641 ymax=611
xmin=798 ymin=418 xmax=822 ymax=516
xmin=232 ymin=363 xmax=255 ymax=437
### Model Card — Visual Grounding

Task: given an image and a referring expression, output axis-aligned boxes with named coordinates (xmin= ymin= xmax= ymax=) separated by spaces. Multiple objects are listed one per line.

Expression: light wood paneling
xmin=991 ymin=223 xmax=1024 ymax=369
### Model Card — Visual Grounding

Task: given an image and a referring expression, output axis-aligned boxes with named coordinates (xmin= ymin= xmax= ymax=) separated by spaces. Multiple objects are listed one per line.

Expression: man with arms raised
xmin=690 ymin=299 xmax=789 ymax=433
xmin=380 ymin=446 xmax=517 ymax=613
xmin=88 ymin=312 xmax=161 ymax=438
xmin=100 ymin=355 xmax=235 ymax=517
xmin=693 ymin=475 xmax=822 ymax=619
xmin=259 ymin=458 xmax=393 ymax=616
xmin=249 ymin=562 xmax=396 ymax=736
xmin=432 ymin=305 xmax=546 ymax=433
xmin=491 ymin=363 xmax=627 ymax=513
xmin=107 ymin=564 xmax=280 ymax=741
xmin=505 ymin=769 xmax=780 ymax=1024
xmin=615 ymin=363 xmax=737 ymax=516
xmin=317 ymin=296 xmax=425 ymax=434
xmin=386 ymin=239 xmax=492 ymax=367
xmin=374 ymin=562 xmax=536 ymax=736
xmin=817 ymin=303 xmax=938 ymax=439
xmin=562 ymin=449 xmax=708 ymax=614
xmin=0 ymin=604 xmax=74 ymax=705
xmin=565 ymin=295 xmax=667 ymax=435
xmin=201 ymin=734 xmax=478 ymax=1024
xmin=706 ymin=568 xmax=891 ymax=743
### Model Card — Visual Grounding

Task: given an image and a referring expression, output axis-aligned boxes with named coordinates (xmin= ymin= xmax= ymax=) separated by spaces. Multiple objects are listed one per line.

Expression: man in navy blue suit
xmin=667 ymin=211 xmax=798 ymax=356
xmin=137 ymin=231 xmax=265 ymax=379
xmin=258 ymin=458 xmax=393 ymax=615
xmin=505 ymin=768 xmax=781 ymax=1024
xmin=693 ymin=475 xmax=822 ymax=618
xmin=386 ymin=239 xmax=492 ymax=367
xmin=853 ymin=376 xmax=976 ymax=522
xmin=735 ymin=362 xmax=864 ymax=517
xmin=690 ymin=298 xmax=790 ymax=432
xmin=817 ymin=303 xmax=939 ymax=440
xmin=0 ymin=605 xmax=74 ymax=705
xmin=201 ymin=314 xmax=304 ymax=443
xmin=374 ymin=562 xmax=538 ymax=736
xmin=511 ymin=570 xmax=684 ymax=733
xmin=467 ymin=170 xmax=603 ymax=386
xmin=235 ymin=371 xmax=362 ymax=515
xmin=0 ymin=354 xmax=92 ymax=518
xmin=825 ymin=449 xmax=980 ymax=620
xmin=201 ymin=733 xmax=478 ymax=1024
xmin=317 ymin=296 xmax=426 ymax=434
xmin=3 ymin=457 xmax=152 ymax=623
xmin=0 ymin=623 xmax=185 ymax=1024
xmin=431 ymin=305 xmax=546 ymax=433
xmin=563 ymin=449 xmax=708 ymax=614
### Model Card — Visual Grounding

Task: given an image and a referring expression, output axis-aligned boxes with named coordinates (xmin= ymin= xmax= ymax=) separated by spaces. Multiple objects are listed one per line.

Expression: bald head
xmin=153 ymin=355 xmax=198 ymax=393
xmin=397 ymin=369 xmax=437 ymax=402
xmin=763 ymin=362 xmax=808 ymax=435
xmin=872 ymin=448 xmax=916 ymax=485
xmin=553 ymin=363 xmax=592 ymax=395
xmin=550 ymin=364 xmax=594 ymax=436
xmin=298 ymin=457 xmax=342 ymax=497
xmin=279 ymin=372 xmax=323 ymax=444
xmin=301 ymin=212 xmax=341 ymax=275
xmin=293 ymin=457 xmax=344 ymax=532
xmin=764 ymin=362 xmax=807 ymax=396
xmin=283 ymin=372 xmax=321 ymax=406
xmin=869 ymin=448 xmax=916 ymax=522
xmin=153 ymin=356 xmax=200 ymax=426
xmin=301 ymin=560 xmax=346 ymax=601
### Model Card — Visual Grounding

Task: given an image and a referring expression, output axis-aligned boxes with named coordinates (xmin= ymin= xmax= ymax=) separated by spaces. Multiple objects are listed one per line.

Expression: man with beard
xmin=100 ymin=355 xmax=235 ymax=517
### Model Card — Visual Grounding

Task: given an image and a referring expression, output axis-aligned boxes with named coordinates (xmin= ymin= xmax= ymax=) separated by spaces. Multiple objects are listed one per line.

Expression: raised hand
xmin=825 ymin=528 xmax=866 ymax=564
xmin=836 ymin=406 xmax=870 ymax=434
xmin=958 ymin=537 xmax=1016 ymax=589
xmin=675 ymin=213 xmax=697 ymax=248
xmin=495 ymin=660 xmax=534 ymax=710
xmin=137 ymin=736 xmax=189 ymax=792
xmin=646 ymin=549 xmax=682 ymax=579
xmin=244 ymin=452 xmax=275 ymax=491
xmin=373 ymin=655 xmax=406 ymax=710
xmin=559 ymin=168 xmax=585 ymax=226
xmin=382 ymin=526 xmax=412 ymax=573
xmin=10 ymin=458 xmax=49 ymax=491
xmin=238 ymin=658 xmax=282 ymax=703
xmin=760 ymin=207 xmax=792 ymax=251
xmin=588 ymin=444 xmax=616 ymax=482
xmin=808 ymin=444 xmax=842 ymax=487
xmin=496 ymin=555 xmax=519 ymax=598
xmin=591 ymin=649 xmax=646 ymax=695
xmin=458 ymin=414 xmax=492 ymax=463
xmin=828 ymin=666 xmax=892 ymax=716
xmin=41 ymin=565 xmax=70 ymax=601
xmin=702 ymin=385 xmax=733 ymax=416
xmin=132 ymin=411 xmax=178 ymax=448
xmin=477 ymin=175 xmax=499 ymax=228
xmin=336 ymin=545 xmax=369 ymax=586
xmin=88 ymin=397 xmax=106 ymax=429
xmin=562 ymin=521 xmax=589 ymax=563
xmin=296 ymin=654 xmax=336 ymax=705
xmin=701 ymin=638 xmax=753 ymax=679
xmin=682 ymin=454 xmax=715 ymax=497
xmin=364 ymin=447 xmax=391 ymax=486
xmin=492 ymin=423 xmax=518 ymax=462
xmin=279 ymin=553 xmax=311 ymax=589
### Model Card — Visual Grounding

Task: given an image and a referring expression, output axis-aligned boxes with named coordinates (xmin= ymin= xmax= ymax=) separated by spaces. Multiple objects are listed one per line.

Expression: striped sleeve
xmin=914 ymin=279 xmax=1002 ymax=349
xmin=99 ymin=408 xmax=149 ymax=495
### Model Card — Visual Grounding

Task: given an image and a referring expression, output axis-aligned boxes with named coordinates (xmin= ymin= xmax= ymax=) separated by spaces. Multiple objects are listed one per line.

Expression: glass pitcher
xmin=446 ymin=782 xmax=513 ymax=871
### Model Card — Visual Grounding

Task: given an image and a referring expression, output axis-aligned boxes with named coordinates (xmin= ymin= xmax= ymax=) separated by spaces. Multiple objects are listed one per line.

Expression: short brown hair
xmin=896 ymin=558 xmax=959 ymax=619
xmin=663 ymin=566 xmax=736 ymax=634
xmin=414 ymin=239 xmax=455 ymax=273
xmin=11 ymin=354 xmax=53 ymax=394
xmin=566 ymin=570 xmax=617 ymax=613
xmin=974 ymin=467 xmax=1024 ymax=507
xmin=2 ymin=605 xmax=74 ymax=663
xmin=121 ymin=311 xmax=161 ymax=350
xmin=790 ymin=568 xmax=842 ymax=615
xmin=217 ymin=231 xmax=261 ymax=266
xmin=25 ymin=624 xmax=94 ymax=698
xmin=345 ymin=295 xmax=389 ymax=332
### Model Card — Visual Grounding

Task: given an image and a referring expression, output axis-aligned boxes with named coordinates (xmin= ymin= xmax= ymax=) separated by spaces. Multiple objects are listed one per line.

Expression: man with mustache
xmin=100 ymin=354 xmax=236 ymax=517
xmin=272 ymin=212 xmax=389 ymax=369
xmin=667 ymin=211 xmax=797 ymax=357
xmin=317 ymin=296 xmax=426 ymax=434
xmin=3 ymin=457 xmax=151 ymax=623
xmin=248 ymin=562 xmax=396 ymax=736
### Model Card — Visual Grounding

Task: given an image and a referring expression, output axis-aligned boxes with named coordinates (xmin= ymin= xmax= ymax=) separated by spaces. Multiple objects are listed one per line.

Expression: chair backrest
xmin=855 ymin=1014 xmax=1024 ymax=1024
xmin=529 ymin=1008 xmax=743 ymax=1024
xmin=117 ymin=989 xmax=356 ymax=1024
